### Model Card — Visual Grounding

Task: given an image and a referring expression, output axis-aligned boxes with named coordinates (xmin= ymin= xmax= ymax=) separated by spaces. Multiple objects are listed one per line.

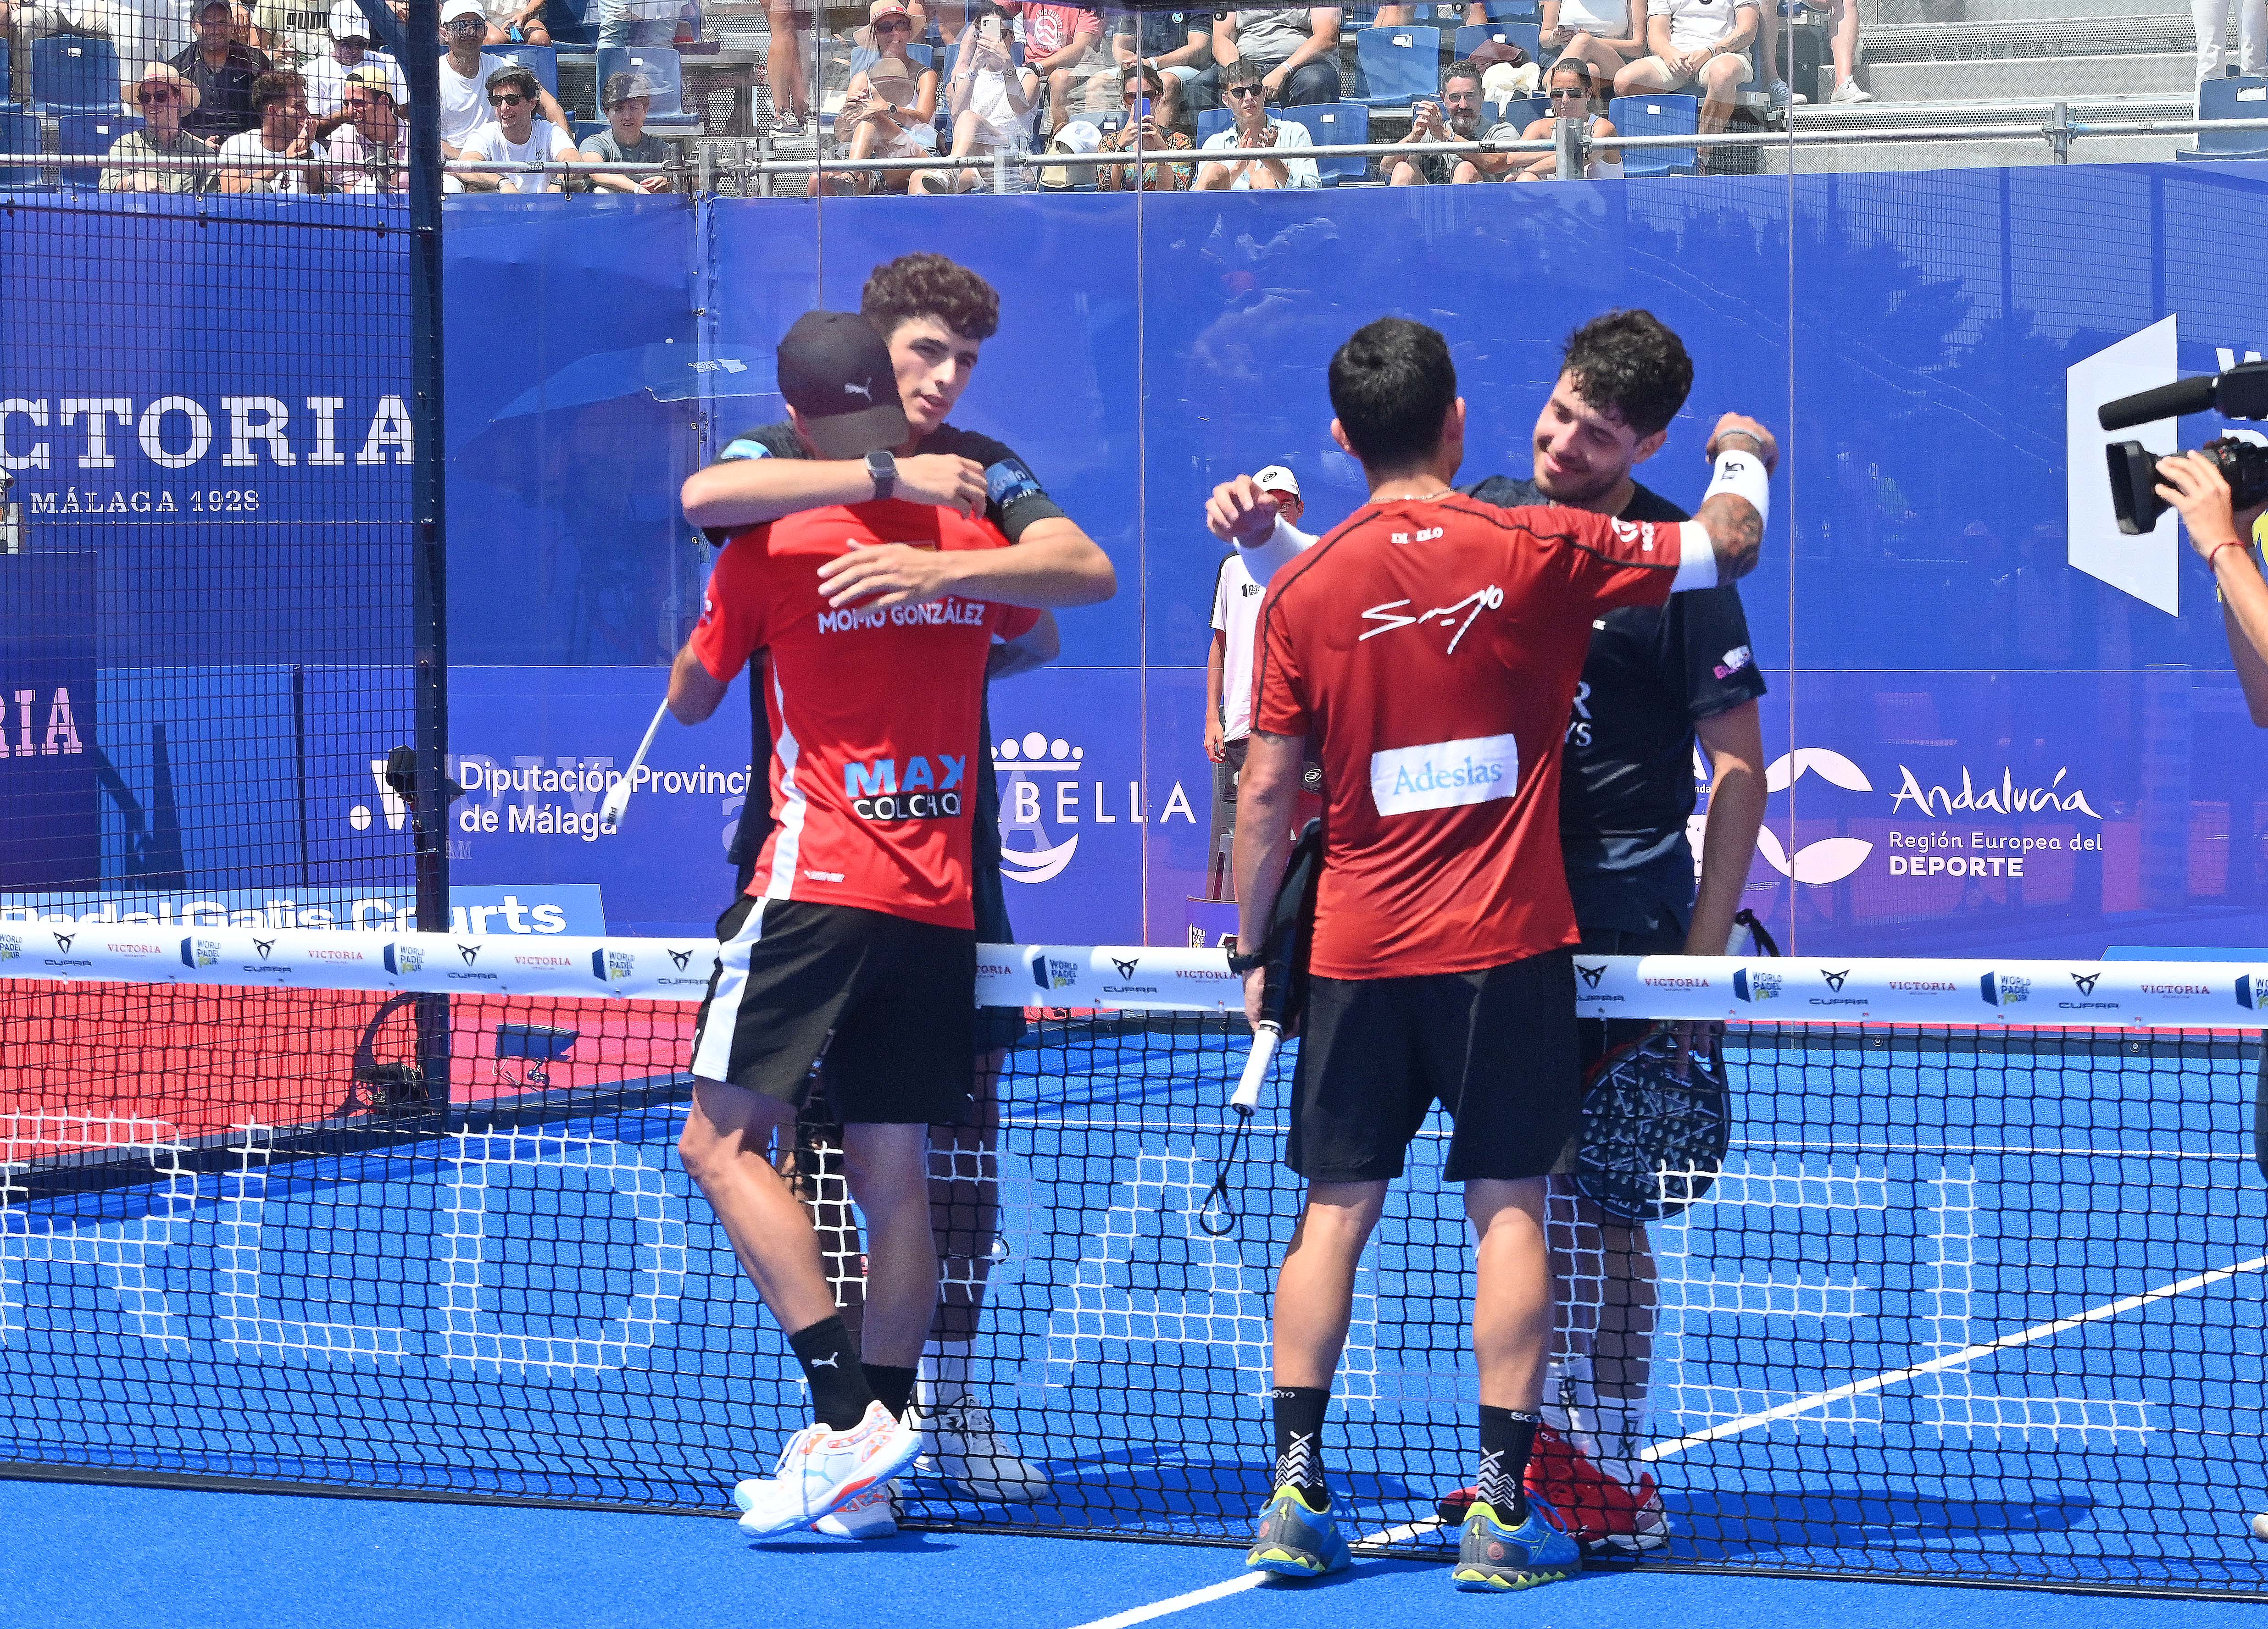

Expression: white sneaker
xmin=1830 ymin=77 xmax=1873 ymax=104
xmin=917 ymin=1402 xmax=1051 ymax=1504
xmin=732 ymin=1402 xmax=922 ymax=1536
xmin=812 ymin=1479 xmax=900 ymax=1539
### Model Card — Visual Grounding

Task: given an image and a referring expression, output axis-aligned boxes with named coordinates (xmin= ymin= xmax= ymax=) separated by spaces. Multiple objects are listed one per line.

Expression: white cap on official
xmin=1253 ymin=464 xmax=1300 ymax=498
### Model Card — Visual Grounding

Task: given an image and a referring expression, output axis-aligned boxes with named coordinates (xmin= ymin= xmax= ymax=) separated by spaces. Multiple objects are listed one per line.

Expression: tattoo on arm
xmin=1698 ymin=491 xmax=1762 ymax=585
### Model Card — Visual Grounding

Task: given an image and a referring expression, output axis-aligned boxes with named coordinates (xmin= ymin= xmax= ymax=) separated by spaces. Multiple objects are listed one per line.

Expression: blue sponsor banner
xmin=0 ymin=552 xmax=96 ymax=888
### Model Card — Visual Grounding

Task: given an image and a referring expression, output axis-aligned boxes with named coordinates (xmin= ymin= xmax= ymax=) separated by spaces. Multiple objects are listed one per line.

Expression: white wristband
xmin=1705 ymin=448 xmax=1770 ymax=536
xmin=1674 ymin=521 xmax=1718 ymax=592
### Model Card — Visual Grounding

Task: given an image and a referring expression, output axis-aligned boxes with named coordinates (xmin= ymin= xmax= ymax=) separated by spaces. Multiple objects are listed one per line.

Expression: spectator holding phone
xmin=1385 ymin=58 xmax=1484 ymax=186
xmin=1613 ymin=0 xmax=1758 ymax=168
xmin=1098 ymin=61 xmax=1193 ymax=188
xmin=923 ymin=2 xmax=1033 ymax=193
xmin=1541 ymin=0 xmax=1649 ymax=91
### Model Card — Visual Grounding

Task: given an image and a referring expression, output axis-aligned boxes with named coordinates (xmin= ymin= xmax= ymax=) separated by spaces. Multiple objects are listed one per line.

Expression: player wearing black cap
xmin=680 ymin=258 xmax=1114 ymax=1524
xmin=668 ymin=310 xmax=1075 ymax=1540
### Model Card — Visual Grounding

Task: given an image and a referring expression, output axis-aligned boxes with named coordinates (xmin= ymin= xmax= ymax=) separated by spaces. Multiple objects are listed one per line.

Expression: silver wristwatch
xmin=865 ymin=449 xmax=897 ymax=500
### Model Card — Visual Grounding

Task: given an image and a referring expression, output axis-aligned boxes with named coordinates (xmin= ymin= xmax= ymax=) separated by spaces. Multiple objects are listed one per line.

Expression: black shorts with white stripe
xmin=691 ymin=895 xmax=977 ymax=1123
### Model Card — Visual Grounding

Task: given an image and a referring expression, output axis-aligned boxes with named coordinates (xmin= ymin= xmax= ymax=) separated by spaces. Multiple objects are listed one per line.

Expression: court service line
xmin=1642 ymin=1251 xmax=2268 ymax=1460
xmin=1065 ymin=1518 xmax=1443 ymax=1629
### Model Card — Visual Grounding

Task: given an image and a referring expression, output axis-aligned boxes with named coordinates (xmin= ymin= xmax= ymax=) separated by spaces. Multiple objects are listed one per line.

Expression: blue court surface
xmin=4 ymin=1477 xmax=2267 ymax=1629
xmin=5 ymin=1018 xmax=2267 ymax=1597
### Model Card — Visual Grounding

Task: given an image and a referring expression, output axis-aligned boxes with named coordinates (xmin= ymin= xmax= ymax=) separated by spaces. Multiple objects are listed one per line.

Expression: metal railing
xmin=17 ymin=112 xmax=2267 ymax=195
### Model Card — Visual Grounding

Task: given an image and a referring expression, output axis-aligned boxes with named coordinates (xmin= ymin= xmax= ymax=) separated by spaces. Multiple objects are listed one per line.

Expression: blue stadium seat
xmin=1350 ymin=25 xmax=1440 ymax=108
xmin=907 ymin=42 xmax=933 ymax=69
xmin=0 ymin=41 xmax=12 ymax=108
xmin=545 ymin=0 xmax=596 ymax=47
xmin=595 ymin=45 xmax=698 ymax=129
xmin=0 ymin=107 xmax=41 ymax=188
xmin=1491 ymin=21 xmax=1542 ymax=60
xmin=1484 ymin=0 xmax=1539 ymax=17
xmin=2177 ymin=75 xmax=2268 ymax=161
xmin=31 ymin=34 xmax=117 ymax=114
xmin=572 ymin=117 xmax=607 ymax=144
xmin=1283 ymin=102 xmax=1368 ymax=184
xmin=1196 ymin=106 xmax=1232 ymax=143
xmin=1454 ymin=24 xmax=1506 ymax=58
xmin=57 ymin=111 xmax=139 ymax=188
xmin=483 ymin=44 xmax=560 ymax=98
xmin=1608 ymin=93 xmax=1696 ymax=176
xmin=1488 ymin=93 xmax=1545 ymax=131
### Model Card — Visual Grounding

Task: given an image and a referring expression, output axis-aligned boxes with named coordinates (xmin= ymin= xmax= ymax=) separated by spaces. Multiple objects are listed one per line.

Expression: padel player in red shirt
xmin=1229 ymin=317 xmax=1773 ymax=1592
xmin=663 ymin=310 xmax=1047 ymax=1540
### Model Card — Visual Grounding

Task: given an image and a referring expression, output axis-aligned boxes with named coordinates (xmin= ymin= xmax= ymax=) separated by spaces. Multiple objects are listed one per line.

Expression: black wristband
xmin=1226 ymin=946 xmax=1267 ymax=975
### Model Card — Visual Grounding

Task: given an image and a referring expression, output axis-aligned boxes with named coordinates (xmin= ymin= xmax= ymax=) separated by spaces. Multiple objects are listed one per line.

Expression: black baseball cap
xmin=777 ymin=310 xmax=909 ymax=460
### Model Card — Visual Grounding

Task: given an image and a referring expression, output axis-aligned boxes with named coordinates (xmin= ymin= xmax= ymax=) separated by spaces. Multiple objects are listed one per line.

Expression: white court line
xmin=1065 ymin=1517 xmax=1444 ymax=1629
xmin=1641 ymin=1251 xmax=2268 ymax=1461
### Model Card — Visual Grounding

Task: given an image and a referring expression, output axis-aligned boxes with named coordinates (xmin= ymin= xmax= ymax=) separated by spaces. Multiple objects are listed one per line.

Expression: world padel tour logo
xmin=1733 ymin=968 xmax=1780 ymax=1002
xmin=2239 ymin=975 xmax=2268 ymax=1010
xmin=181 ymin=936 xmax=219 ymax=969
xmin=0 ymin=934 xmax=19 ymax=963
xmin=1980 ymin=971 xmax=2031 ymax=1007
xmin=594 ymin=947 xmax=635 ymax=983
xmin=384 ymin=942 xmax=424 ymax=975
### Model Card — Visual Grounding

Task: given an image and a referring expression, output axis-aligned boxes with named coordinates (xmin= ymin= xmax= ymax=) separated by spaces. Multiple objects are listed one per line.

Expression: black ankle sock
xmin=1475 ymin=1406 xmax=1540 ymax=1525
xmin=863 ymin=1363 xmax=917 ymax=1420
xmin=788 ymin=1315 xmax=875 ymax=1431
xmin=1271 ymin=1385 xmax=1331 ymax=1510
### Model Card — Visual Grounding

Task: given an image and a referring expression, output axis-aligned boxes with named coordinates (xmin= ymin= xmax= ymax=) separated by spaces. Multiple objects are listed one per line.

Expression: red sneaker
xmin=1434 ymin=1425 xmax=1669 ymax=1554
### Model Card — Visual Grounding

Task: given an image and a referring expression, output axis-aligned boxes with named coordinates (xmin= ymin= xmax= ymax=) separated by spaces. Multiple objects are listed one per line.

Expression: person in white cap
xmin=302 ymin=0 xmax=403 ymax=119
xmin=1207 ymin=464 xmax=1309 ymax=802
xmin=436 ymin=0 xmax=567 ymax=161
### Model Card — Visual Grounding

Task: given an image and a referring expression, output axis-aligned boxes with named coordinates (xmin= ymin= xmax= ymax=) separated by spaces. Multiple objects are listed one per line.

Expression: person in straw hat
xmin=102 ymin=61 xmax=217 ymax=192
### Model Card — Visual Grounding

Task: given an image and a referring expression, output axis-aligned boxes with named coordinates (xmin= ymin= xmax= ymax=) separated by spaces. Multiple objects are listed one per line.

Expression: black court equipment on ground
xmin=1 ymin=934 xmax=2267 ymax=1601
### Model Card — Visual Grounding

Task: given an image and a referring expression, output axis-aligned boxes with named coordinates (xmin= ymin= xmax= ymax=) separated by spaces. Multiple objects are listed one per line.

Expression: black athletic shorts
xmin=1287 ymin=947 xmax=1583 ymax=1185
xmin=691 ymin=895 xmax=976 ymax=1123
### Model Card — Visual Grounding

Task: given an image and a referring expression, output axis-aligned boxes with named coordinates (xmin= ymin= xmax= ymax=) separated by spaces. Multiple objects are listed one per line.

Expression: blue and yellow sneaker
xmin=1451 ymin=1495 xmax=1582 ymax=1592
xmin=1244 ymin=1485 xmax=1352 ymax=1578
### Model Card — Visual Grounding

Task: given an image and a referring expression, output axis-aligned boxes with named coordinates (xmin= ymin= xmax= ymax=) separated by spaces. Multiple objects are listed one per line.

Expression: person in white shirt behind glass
xmin=1193 ymin=59 xmax=1318 ymax=189
xmin=1612 ymin=0 xmax=1758 ymax=166
xmin=456 ymin=61 xmax=586 ymax=191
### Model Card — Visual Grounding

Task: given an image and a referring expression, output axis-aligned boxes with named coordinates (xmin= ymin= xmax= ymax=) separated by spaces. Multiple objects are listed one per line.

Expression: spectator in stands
xmin=173 ymin=0 xmax=267 ymax=138
xmin=1374 ymin=4 xmax=1484 ymax=25
xmin=1194 ymin=58 xmax=1319 ymax=188
xmin=228 ymin=0 xmax=268 ymax=55
xmin=1097 ymin=61 xmax=1194 ymax=188
xmin=764 ymin=0 xmax=810 ymax=128
xmin=1756 ymin=0 xmax=1863 ymax=105
xmin=922 ymin=4 xmax=1033 ymax=193
xmin=1614 ymin=0 xmax=1758 ymax=164
xmin=1109 ymin=5 xmax=1211 ymax=118
xmin=456 ymin=59 xmax=584 ymax=190
xmin=322 ymin=60 xmax=409 ymax=193
xmin=1385 ymin=57 xmax=1483 ymax=186
xmin=218 ymin=67 xmax=321 ymax=189
xmin=103 ymin=62 xmax=217 ymax=191
xmin=1542 ymin=0 xmax=1649 ymax=94
xmin=437 ymin=0 xmax=569 ymax=166
xmin=597 ymin=0 xmax=674 ymax=49
xmin=587 ymin=69 xmax=679 ymax=192
xmin=1018 ymin=0 xmax=1113 ymax=138
xmin=1211 ymin=5 xmax=1340 ymax=109
xmin=481 ymin=0 xmax=550 ymax=45
xmin=304 ymin=0 xmax=405 ymax=116
xmin=1466 ymin=56 xmax=1622 ymax=180
xmin=2192 ymin=0 xmax=2264 ymax=88
xmin=825 ymin=8 xmax=939 ymax=195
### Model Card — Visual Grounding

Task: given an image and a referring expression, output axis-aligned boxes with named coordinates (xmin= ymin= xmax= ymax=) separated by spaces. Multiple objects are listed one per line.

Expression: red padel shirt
xmin=1252 ymin=494 xmax=1684 ymax=979
xmin=688 ymin=500 xmax=1040 ymax=929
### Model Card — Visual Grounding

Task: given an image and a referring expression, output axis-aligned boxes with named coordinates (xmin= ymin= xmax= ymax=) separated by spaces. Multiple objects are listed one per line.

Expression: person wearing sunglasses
xmin=1464 ymin=57 xmax=1622 ymax=182
xmin=825 ymin=0 xmax=939 ymax=195
xmin=454 ymin=60 xmax=587 ymax=190
xmin=1096 ymin=61 xmax=1193 ymax=191
xmin=1385 ymin=58 xmax=1484 ymax=187
xmin=322 ymin=63 xmax=411 ymax=195
xmin=1192 ymin=59 xmax=1317 ymax=190
xmin=102 ymin=63 xmax=217 ymax=193
xmin=436 ymin=0 xmax=571 ymax=170
xmin=921 ymin=3 xmax=1032 ymax=195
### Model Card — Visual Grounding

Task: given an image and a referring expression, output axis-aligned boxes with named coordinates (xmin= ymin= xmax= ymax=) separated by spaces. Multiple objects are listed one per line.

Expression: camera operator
xmin=2157 ymin=451 xmax=2268 ymax=726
